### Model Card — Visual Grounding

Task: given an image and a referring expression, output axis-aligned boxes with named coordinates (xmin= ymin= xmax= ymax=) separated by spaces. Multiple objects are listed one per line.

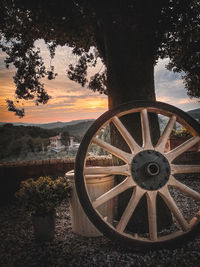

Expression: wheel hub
xmin=131 ymin=150 xmax=171 ymax=190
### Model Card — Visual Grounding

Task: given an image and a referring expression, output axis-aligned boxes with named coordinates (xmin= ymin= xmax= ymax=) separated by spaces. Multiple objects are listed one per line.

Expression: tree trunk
xmin=101 ymin=23 xmax=172 ymax=232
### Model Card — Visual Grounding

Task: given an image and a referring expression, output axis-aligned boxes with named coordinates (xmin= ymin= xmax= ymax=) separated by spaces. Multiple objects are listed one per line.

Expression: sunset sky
xmin=0 ymin=40 xmax=199 ymax=124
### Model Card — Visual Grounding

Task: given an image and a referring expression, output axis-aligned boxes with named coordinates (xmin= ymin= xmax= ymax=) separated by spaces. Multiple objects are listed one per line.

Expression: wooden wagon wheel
xmin=75 ymin=101 xmax=200 ymax=249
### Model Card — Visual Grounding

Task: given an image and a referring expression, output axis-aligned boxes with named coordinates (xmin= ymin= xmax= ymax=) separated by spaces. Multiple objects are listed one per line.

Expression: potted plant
xmin=15 ymin=176 xmax=71 ymax=242
xmin=169 ymin=128 xmax=198 ymax=151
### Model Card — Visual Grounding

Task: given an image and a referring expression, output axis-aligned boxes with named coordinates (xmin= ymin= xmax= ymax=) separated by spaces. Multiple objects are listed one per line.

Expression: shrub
xmin=15 ymin=176 xmax=71 ymax=215
xmin=170 ymin=128 xmax=192 ymax=138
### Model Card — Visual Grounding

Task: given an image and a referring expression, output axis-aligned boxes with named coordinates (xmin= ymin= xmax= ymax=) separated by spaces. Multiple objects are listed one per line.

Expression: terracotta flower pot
xmin=31 ymin=210 xmax=55 ymax=242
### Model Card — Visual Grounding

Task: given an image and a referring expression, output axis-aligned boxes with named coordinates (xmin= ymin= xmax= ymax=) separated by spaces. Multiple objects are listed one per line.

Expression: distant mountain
xmin=0 ymin=119 xmax=95 ymax=129
xmin=188 ymin=108 xmax=200 ymax=120
xmin=0 ymin=119 xmax=95 ymax=141
xmin=0 ymin=124 xmax=57 ymax=161
xmin=38 ymin=119 xmax=95 ymax=129
xmin=0 ymin=122 xmax=37 ymax=127
xmin=59 ymin=120 xmax=95 ymax=139
xmin=1 ymin=106 xmax=199 ymax=137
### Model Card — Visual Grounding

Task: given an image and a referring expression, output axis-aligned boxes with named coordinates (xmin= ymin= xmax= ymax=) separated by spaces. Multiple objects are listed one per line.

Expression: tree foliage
xmin=0 ymin=0 xmax=199 ymax=116
xmin=0 ymin=124 xmax=58 ymax=159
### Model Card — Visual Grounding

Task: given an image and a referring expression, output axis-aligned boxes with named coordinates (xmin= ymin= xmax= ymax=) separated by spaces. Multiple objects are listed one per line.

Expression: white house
xmin=48 ymin=134 xmax=65 ymax=153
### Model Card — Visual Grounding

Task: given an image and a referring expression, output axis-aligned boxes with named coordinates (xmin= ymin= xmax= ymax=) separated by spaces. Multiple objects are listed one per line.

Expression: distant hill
xmin=188 ymin=108 xmax=200 ymax=120
xmin=1 ymin=106 xmax=199 ymax=140
xmin=38 ymin=119 xmax=95 ymax=129
xmin=0 ymin=119 xmax=95 ymax=129
xmin=0 ymin=119 xmax=95 ymax=143
xmin=59 ymin=120 xmax=94 ymax=139
xmin=0 ymin=124 xmax=58 ymax=161
xmin=0 ymin=120 xmax=93 ymax=162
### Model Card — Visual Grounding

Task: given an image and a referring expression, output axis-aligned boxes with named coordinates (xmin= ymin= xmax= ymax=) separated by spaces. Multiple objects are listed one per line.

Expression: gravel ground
xmin=0 ymin=175 xmax=200 ymax=267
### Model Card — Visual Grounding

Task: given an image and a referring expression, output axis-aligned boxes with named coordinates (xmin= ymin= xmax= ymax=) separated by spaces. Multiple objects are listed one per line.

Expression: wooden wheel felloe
xmin=75 ymin=101 xmax=200 ymax=249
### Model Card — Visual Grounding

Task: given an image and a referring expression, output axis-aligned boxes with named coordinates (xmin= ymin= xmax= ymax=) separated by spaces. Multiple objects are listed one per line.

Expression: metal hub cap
xmin=146 ymin=162 xmax=160 ymax=176
xmin=131 ymin=150 xmax=171 ymax=190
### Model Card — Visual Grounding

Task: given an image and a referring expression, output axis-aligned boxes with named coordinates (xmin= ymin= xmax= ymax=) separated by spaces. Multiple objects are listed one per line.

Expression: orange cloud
xmin=74 ymin=97 xmax=107 ymax=110
xmin=0 ymin=43 xmax=108 ymax=123
xmin=1 ymin=42 xmax=199 ymax=124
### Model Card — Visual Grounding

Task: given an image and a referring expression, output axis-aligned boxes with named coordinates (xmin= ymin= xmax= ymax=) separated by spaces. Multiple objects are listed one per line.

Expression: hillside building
xmin=48 ymin=134 xmax=65 ymax=153
xmin=68 ymin=136 xmax=79 ymax=150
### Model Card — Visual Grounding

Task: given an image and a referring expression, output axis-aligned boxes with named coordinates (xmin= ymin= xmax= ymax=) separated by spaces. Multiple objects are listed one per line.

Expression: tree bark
xmin=100 ymin=22 xmax=172 ymax=232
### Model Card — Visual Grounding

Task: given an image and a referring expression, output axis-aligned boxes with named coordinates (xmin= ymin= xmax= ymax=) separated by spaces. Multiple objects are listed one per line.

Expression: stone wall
xmin=0 ymin=156 xmax=112 ymax=205
xmin=0 ymin=152 xmax=199 ymax=205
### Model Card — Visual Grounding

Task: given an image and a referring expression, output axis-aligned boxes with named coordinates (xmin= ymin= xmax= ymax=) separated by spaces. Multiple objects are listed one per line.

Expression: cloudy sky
xmin=0 ymin=40 xmax=199 ymax=123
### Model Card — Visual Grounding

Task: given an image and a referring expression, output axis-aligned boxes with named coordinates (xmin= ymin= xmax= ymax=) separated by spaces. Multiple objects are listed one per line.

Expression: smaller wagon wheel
xmin=75 ymin=101 xmax=200 ymax=249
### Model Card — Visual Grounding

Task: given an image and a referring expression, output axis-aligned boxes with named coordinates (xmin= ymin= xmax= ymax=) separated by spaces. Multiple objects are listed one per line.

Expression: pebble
xmin=0 ymin=174 xmax=200 ymax=266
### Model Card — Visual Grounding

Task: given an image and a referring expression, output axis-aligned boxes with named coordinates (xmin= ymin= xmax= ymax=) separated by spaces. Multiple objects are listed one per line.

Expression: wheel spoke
xmin=166 ymin=136 xmax=200 ymax=162
xmin=155 ymin=115 xmax=176 ymax=153
xmin=140 ymin=109 xmax=153 ymax=149
xmin=169 ymin=175 xmax=200 ymax=201
xmin=116 ymin=187 xmax=145 ymax=232
xmin=171 ymin=164 xmax=200 ymax=174
xmin=92 ymin=137 xmax=133 ymax=164
xmin=92 ymin=177 xmax=134 ymax=208
xmin=146 ymin=191 xmax=157 ymax=241
xmin=84 ymin=165 xmax=130 ymax=176
xmin=112 ymin=116 xmax=141 ymax=154
xmin=159 ymin=186 xmax=190 ymax=231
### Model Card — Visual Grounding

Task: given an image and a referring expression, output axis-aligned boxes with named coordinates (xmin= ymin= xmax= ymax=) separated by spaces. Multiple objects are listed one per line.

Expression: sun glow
xmin=0 ymin=40 xmax=199 ymax=124
xmin=76 ymin=98 xmax=107 ymax=110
